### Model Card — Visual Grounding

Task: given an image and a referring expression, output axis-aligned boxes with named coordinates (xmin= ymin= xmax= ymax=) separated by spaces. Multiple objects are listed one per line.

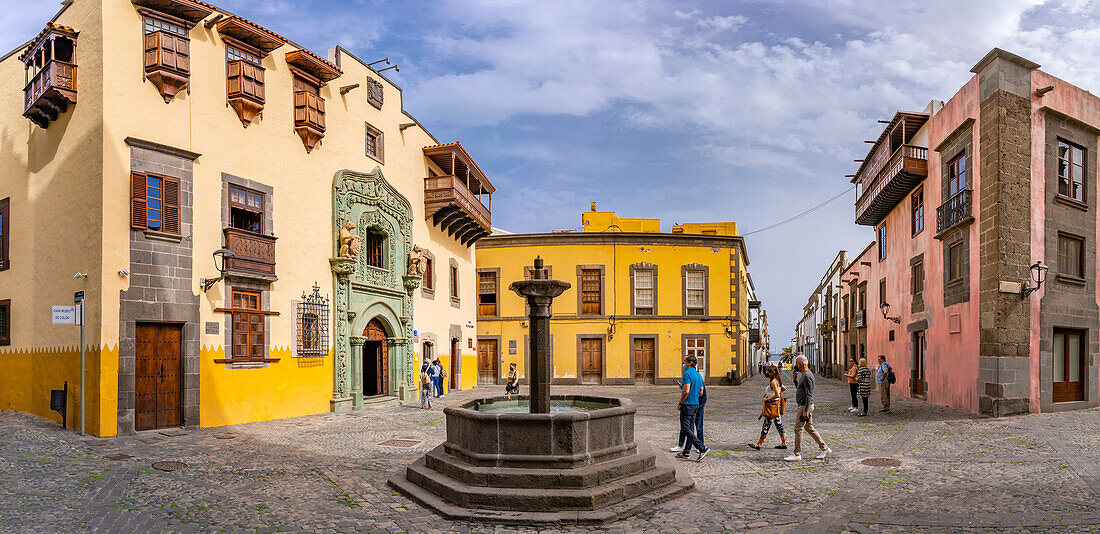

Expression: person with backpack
xmin=749 ymin=364 xmax=787 ymax=450
xmin=419 ymin=367 xmax=434 ymax=409
xmin=435 ymin=359 xmax=448 ymax=398
xmin=876 ymin=355 xmax=894 ymax=413
xmin=857 ymin=357 xmax=872 ymax=416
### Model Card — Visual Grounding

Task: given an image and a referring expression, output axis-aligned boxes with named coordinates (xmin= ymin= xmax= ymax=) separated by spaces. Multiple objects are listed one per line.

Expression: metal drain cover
xmin=861 ymin=457 xmax=902 ymax=467
xmin=378 ymin=439 xmax=422 ymax=448
xmin=214 ymin=433 xmax=237 ymax=440
xmin=151 ymin=461 xmax=188 ymax=472
xmin=104 ymin=453 xmax=133 ymax=461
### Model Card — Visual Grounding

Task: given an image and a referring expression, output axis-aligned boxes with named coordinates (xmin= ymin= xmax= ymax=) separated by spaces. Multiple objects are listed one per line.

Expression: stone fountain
xmin=389 ymin=257 xmax=693 ymax=524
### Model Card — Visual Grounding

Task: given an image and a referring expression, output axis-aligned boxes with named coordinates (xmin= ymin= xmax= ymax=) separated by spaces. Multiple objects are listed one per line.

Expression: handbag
xmin=761 ymin=399 xmax=780 ymax=419
xmin=779 ymin=396 xmax=787 ymax=415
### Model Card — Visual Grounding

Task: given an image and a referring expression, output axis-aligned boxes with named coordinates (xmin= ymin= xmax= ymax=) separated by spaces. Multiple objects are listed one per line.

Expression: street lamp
xmin=879 ymin=301 xmax=900 ymax=324
xmin=1021 ymin=261 xmax=1049 ymax=299
xmin=199 ymin=247 xmax=235 ymax=292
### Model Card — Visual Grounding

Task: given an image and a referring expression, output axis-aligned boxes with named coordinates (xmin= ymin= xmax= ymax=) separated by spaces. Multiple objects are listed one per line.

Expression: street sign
xmin=74 ymin=290 xmax=84 ymax=303
xmin=52 ymin=306 xmax=77 ymax=324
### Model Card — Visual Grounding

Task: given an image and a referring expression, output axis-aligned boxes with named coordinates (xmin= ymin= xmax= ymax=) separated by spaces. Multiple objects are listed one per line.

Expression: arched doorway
xmin=363 ymin=319 xmax=389 ymax=397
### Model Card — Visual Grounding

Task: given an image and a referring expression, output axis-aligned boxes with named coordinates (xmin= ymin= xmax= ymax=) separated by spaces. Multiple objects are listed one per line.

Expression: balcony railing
xmin=24 ymin=60 xmax=76 ymax=126
xmin=936 ymin=188 xmax=972 ymax=234
xmin=854 ymin=310 xmax=866 ymax=328
xmin=749 ymin=328 xmax=761 ymax=343
xmin=840 ymin=317 xmax=849 ymax=332
xmin=224 ymin=227 xmax=277 ymax=278
xmin=854 ymin=144 xmax=928 ymax=226
xmin=425 ymin=175 xmax=492 ymax=243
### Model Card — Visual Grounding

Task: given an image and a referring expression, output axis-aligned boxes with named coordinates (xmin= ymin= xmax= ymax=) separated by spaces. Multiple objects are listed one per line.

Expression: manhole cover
xmin=104 ymin=453 xmax=133 ymax=461
xmin=378 ymin=439 xmax=422 ymax=448
xmin=151 ymin=461 xmax=188 ymax=472
xmin=214 ymin=433 xmax=237 ymax=440
xmin=861 ymin=457 xmax=902 ymax=467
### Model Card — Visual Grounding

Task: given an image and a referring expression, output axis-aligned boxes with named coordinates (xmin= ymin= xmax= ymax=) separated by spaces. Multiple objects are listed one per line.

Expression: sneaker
xmin=669 ymin=445 xmax=684 ymax=453
xmin=674 ymin=452 xmax=691 ymax=460
xmin=849 ymin=407 xmax=859 ymax=413
xmin=816 ymin=447 xmax=832 ymax=460
xmin=695 ymin=448 xmax=709 ymax=462
xmin=783 ymin=454 xmax=802 ymax=462
xmin=857 ymin=413 xmax=868 ymax=417
xmin=774 ymin=444 xmax=788 ymax=449
xmin=748 ymin=443 xmax=761 ymax=450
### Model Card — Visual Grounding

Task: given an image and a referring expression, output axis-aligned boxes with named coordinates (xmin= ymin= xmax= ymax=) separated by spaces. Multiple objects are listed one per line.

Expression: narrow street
xmin=2 ymin=373 xmax=1098 ymax=533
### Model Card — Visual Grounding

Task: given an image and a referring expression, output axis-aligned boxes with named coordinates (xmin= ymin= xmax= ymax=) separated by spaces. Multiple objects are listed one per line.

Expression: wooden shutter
xmin=174 ymin=36 xmax=190 ymax=74
xmin=251 ymin=64 xmax=264 ymax=101
xmin=131 ymin=172 xmax=147 ymax=230
xmin=313 ymin=96 xmax=325 ymax=129
xmin=294 ymin=91 xmax=307 ymax=123
xmin=144 ymin=33 xmax=160 ymax=72
xmin=162 ymin=177 xmax=180 ymax=234
xmin=227 ymin=60 xmax=243 ymax=95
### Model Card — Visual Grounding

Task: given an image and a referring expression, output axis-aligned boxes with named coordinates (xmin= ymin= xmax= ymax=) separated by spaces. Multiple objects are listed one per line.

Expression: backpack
xmin=886 ymin=364 xmax=896 ymax=384
xmin=440 ymin=367 xmax=448 ymax=379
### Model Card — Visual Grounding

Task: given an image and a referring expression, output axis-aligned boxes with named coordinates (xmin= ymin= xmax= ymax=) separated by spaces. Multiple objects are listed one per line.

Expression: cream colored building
xmin=0 ymin=0 xmax=493 ymax=436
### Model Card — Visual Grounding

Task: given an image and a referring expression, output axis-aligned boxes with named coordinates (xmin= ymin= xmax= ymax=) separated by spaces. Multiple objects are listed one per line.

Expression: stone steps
xmin=424 ymin=443 xmax=657 ymax=489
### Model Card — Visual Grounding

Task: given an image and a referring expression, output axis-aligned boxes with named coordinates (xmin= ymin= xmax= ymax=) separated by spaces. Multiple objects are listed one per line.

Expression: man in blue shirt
xmin=876 ymin=355 xmax=892 ymax=412
xmin=675 ymin=355 xmax=709 ymax=461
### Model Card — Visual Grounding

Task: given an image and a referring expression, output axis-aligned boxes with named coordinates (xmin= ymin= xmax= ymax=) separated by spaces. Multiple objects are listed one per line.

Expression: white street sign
xmin=52 ymin=305 xmax=79 ymax=325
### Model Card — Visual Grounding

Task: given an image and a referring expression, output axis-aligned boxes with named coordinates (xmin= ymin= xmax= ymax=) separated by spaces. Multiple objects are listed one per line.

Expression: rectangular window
xmin=877 ymin=224 xmax=887 ymax=261
xmin=684 ymin=336 xmax=707 ymax=376
xmin=228 ymin=184 xmax=264 ymax=233
xmin=685 ymin=270 xmax=706 ymax=316
xmin=1057 ymin=139 xmax=1086 ymax=202
xmin=365 ymin=123 xmax=384 ymax=162
xmin=424 ymin=256 xmax=434 ymax=290
xmin=130 ymin=172 xmax=180 ymax=234
xmin=580 ymin=268 xmax=602 ymax=315
xmin=911 ymin=187 xmax=924 ymax=236
xmin=948 ymin=153 xmax=968 ymax=197
xmin=1053 ymin=328 xmax=1086 ymax=403
xmin=478 ymin=271 xmax=498 ymax=317
xmin=1058 ymin=233 xmax=1085 ymax=279
xmin=0 ymin=197 xmax=9 ymax=270
xmin=634 ymin=269 xmax=655 ymax=315
xmin=948 ymin=242 xmax=964 ymax=282
xmin=365 ymin=231 xmax=383 ymax=269
xmin=142 ymin=15 xmax=190 ymax=75
xmin=911 ymin=261 xmax=924 ymax=303
xmin=879 ymin=278 xmax=887 ymax=308
xmin=293 ymin=76 xmax=325 ymax=131
xmin=231 ymin=289 xmax=264 ymax=360
xmin=450 ymin=264 xmax=459 ymax=299
xmin=295 ymin=288 xmax=329 ymax=357
xmin=0 ymin=299 xmax=9 ymax=345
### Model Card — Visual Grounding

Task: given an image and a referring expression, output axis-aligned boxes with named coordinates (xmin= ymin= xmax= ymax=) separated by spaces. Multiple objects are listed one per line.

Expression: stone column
xmin=350 ymin=336 xmax=366 ymax=408
xmin=330 ymin=257 xmax=357 ymax=412
xmin=509 ymin=257 xmax=570 ymax=414
xmin=972 ymin=48 xmax=1038 ymax=416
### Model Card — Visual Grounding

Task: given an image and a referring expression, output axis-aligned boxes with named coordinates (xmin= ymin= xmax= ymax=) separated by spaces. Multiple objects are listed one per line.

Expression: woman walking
xmin=845 ymin=357 xmax=860 ymax=413
xmin=505 ymin=363 xmax=520 ymax=397
xmin=749 ymin=364 xmax=787 ymax=450
xmin=857 ymin=357 xmax=872 ymax=416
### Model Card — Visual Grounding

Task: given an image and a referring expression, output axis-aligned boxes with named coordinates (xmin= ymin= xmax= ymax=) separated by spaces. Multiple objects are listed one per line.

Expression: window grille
xmin=296 ymin=283 xmax=329 ymax=356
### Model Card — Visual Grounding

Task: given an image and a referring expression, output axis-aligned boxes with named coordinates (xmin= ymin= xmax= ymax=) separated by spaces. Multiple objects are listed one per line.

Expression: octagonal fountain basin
xmin=443 ymin=395 xmax=635 ymax=469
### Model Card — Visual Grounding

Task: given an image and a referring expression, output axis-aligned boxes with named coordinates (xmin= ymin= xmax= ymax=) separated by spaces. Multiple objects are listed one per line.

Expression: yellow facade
xmin=0 ymin=0 xmax=488 ymax=436
xmin=476 ymin=211 xmax=752 ymax=386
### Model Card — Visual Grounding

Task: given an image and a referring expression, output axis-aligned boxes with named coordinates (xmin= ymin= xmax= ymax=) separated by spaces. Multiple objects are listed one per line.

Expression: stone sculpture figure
xmin=338 ymin=221 xmax=361 ymax=258
xmin=407 ymin=245 xmax=426 ymax=276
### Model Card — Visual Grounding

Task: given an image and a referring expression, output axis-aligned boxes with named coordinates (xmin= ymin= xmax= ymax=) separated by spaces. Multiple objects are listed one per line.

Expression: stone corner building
xmin=0 ymin=0 xmax=494 ymax=436
xmin=812 ymin=47 xmax=1099 ymax=417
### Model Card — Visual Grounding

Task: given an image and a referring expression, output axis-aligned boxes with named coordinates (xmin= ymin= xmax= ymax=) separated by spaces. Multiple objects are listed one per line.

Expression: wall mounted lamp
xmin=199 ymin=248 xmax=235 ymax=292
xmin=879 ymin=301 xmax=901 ymax=324
xmin=606 ymin=316 xmax=617 ymax=340
xmin=1021 ymin=261 xmax=1049 ymax=299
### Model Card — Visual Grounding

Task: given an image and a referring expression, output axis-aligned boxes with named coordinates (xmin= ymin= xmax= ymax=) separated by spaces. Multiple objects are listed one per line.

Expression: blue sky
xmin=6 ymin=0 xmax=1100 ymax=344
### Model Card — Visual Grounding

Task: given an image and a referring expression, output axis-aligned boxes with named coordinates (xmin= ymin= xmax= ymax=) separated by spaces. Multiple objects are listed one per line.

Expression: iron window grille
xmin=295 ymin=283 xmax=329 ymax=356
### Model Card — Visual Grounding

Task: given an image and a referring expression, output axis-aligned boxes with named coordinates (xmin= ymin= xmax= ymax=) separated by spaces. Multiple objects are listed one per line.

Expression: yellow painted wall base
xmin=200 ymin=346 xmax=333 ymax=428
xmin=0 ymin=345 xmax=117 ymax=437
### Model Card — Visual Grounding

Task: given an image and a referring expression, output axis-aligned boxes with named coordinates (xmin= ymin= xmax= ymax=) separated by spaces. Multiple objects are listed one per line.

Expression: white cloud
xmin=696 ymin=15 xmax=748 ymax=31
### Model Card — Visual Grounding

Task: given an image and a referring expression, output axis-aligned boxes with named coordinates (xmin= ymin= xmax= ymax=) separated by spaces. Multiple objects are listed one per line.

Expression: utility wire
xmin=741 ymin=185 xmax=856 ymax=237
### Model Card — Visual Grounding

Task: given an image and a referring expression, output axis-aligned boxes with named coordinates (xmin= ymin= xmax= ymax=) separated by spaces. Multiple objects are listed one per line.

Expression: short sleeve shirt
xmin=877 ymin=362 xmax=890 ymax=383
xmin=682 ymin=367 xmax=703 ymax=405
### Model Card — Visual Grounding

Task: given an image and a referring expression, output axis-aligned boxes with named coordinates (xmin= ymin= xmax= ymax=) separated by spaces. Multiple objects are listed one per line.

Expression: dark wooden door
xmin=478 ymin=339 xmax=498 ymax=385
xmin=581 ymin=338 xmax=602 ymax=384
xmin=135 ymin=323 xmax=181 ymax=431
xmin=634 ymin=338 xmax=655 ymax=384
xmin=911 ymin=331 xmax=926 ymax=397
xmin=450 ymin=339 xmax=460 ymax=389
xmin=1053 ymin=328 xmax=1085 ymax=403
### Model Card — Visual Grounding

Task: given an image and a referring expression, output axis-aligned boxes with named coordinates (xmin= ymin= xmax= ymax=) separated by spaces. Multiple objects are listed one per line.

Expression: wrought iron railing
xmin=936 ymin=189 xmax=972 ymax=233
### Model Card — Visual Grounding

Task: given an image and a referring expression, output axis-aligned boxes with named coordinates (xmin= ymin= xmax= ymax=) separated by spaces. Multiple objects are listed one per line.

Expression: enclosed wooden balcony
xmin=224 ymin=227 xmax=277 ymax=279
xmin=852 ymin=112 xmax=929 ymax=226
xmin=423 ymin=143 xmax=495 ymax=246
xmin=21 ymin=24 xmax=78 ymax=129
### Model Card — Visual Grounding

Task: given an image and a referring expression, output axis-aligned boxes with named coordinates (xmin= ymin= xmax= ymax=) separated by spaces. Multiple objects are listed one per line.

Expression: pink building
xmin=840 ymin=48 xmax=1098 ymax=416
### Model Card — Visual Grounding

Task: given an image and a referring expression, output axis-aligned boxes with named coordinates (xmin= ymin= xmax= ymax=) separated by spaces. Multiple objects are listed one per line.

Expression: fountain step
xmin=404 ymin=453 xmax=677 ymax=511
xmin=387 ymin=444 xmax=694 ymax=525
xmin=425 ymin=442 xmax=658 ymax=489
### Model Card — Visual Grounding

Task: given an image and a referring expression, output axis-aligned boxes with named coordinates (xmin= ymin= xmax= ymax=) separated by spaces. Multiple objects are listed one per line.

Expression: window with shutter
xmin=580 ymin=269 xmax=602 ymax=315
xmin=477 ymin=271 xmax=498 ymax=317
xmin=0 ymin=300 xmax=9 ymax=346
xmin=230 ymin=289 xmax=266 ymax=360
xmin=131 ymin=172 xmax=147 ymax=230
xmin=225 ymin=42 xmax=266 ymax=127
xmin=141 ymin=13 xmax=191 ymax=103
xmin=130 ymin=172 xmax=179 ymax=235
xmin=292 ymin=75 xmax=326 ymax=152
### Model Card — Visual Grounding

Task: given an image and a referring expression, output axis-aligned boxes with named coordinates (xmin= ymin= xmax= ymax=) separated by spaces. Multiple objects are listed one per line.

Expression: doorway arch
xmin=363 ymin=319 xmax=390 ymax=397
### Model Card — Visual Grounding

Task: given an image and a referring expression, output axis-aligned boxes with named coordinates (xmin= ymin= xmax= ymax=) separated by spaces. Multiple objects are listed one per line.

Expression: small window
xmin=948 ymin=153 xmax=968 ymax=197
xmin=911 ymin=187 xmax=924 ymax=236
xmin=365 ymin=123 xmax=384 ymax=163
xmin=1057 ymin=139 xmax=1086 ymax=202
xmin=147 ymin=176 xmax=163 ymax=231
xmin=684 ymin=336 xmax=707 ymax=376
xmin=877 ymin=224 xmax=887 ymax=261
xmin=685 ymin=270 xmax=706 ymax=316
xmin=948 ymin=242 xmax=965 ymax=282
xmin=634 ymin=269 xmax=655 ymax=315
xmin=295 ymin=285 xmax=329 ymax=356
xmin=0 ymin=299 xmax=9 ymax=345
xmin=231 ymin=289 xmax=264 ymax=360
xmin=911 ymin=261 xmax=924 ymax=302
xmin=450 ymin=264 xmax=459 ymax=299
xmin=0 ymin=198 xmax=9 ymax=270
xmin=879 ymin=278 xmax=887 ymax=308
xmin=424 ymin=256 xmax=434 ymax=290
xmin=130 ymin=172 xmax=180 ymax=234
xmin=1058 ymin=233 xmax=1085 ymax=279
xmin=228 ymin=184 xmax=263 ymax=233
xmin=365 ymin=231 xmax=384 ymax=269
xmin=580 ymin=268 xmax=602 ymax=315
xmin=478 ymin=271 xmax=498 ymax=317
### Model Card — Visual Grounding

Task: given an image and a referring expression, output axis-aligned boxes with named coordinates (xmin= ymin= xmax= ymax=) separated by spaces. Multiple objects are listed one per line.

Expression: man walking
xmin=784 ymin=355 xmax=831 ymax=461
xmin=876 ymin=355 xmax=892 ymax=413
xmin=675 ymin=355 xmax=709 ymax=461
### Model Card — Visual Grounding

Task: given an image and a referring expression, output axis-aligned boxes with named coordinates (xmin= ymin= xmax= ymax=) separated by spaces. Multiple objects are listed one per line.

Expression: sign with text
xmin=52 ymin=305 xmax=81 ymax=325
xmin=74 ymin=290 xmax=84 ymax=303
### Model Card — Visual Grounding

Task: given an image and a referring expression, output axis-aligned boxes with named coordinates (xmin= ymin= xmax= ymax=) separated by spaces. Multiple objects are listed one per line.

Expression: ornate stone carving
xmin=339 ymin=221 xmax=361 ymax=258
xmin=408 ymin=245 xmax=427 ymax=276
xmin=367 ymin=78 xmax=383 ymax=109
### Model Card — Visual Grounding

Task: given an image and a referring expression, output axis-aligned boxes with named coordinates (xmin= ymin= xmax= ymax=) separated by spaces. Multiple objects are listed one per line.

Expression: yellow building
xmin=0 ymin=0 xmax=492 ymax=436
xmin=475 ymin=206 xmax=752 ymax=386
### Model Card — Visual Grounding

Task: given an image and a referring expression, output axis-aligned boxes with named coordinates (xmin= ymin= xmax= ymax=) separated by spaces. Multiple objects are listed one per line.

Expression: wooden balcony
xmin=425 ymin=176 xmax=491 ymax=244
xmin=854 ymin=144 xmax=928 ymax=226
xmin=293 ymin=91 xmax=325 ymax=153
xmin=24 ymin=60 xmax=77 ymax=128
xmin=223 ymin=227 xmax=277 ymax=279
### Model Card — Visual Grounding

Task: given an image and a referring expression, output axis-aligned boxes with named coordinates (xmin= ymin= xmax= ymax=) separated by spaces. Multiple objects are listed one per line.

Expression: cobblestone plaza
xmin=2 ymin=373 xmax=1099 ymax=533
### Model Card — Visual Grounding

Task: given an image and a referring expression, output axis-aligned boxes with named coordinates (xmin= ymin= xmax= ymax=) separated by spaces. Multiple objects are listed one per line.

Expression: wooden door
xmin=581 ymin=338 xmax=603 ymax=384
xmin=450 ymin=339 xmax=460 ymax=390
xmin=1053 ymin=328 xmax=1085 ymax=403
xmin=911 ymin=331 xmax=926 ymax=397
xmin=633 ymin=338 xmax=655 ymax=384
xmin=478 ymin=339 xmax=498 ymax=385
xmin=135 ymin=323 xmax=182 ymax=431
